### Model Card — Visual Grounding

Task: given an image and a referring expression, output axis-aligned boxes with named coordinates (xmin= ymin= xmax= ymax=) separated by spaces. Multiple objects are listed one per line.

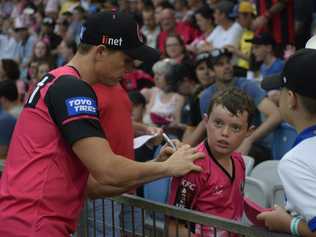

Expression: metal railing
xmin=76 ymin=194 xmax=294 ymax=237
xmin=0 ymin=161 xmax=293 ymax=237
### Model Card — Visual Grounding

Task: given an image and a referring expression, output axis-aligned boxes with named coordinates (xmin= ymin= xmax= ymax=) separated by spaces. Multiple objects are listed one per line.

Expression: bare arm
xmin=73 ymin=137 xmax=203 ymax=198
xmin=182 ymin=121 xmax=206 ymax=147
xmin=174 ymin=94 xmax=186 ymax=124
xmin=250 ymin=98 xmax=282 ymax=142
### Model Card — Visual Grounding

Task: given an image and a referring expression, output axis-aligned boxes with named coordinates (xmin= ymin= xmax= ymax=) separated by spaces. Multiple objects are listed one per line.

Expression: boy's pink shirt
xmin=168 ymin=141 xmax=246 ymax=237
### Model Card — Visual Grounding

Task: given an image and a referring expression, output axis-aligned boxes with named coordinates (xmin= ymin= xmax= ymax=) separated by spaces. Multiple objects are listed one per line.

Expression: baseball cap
xmin=194 ymin=52 xmax=211 ymax=68
xmin=261 ymin=48 xmax=316 ymax=99
xmin=238 ymin=1 xmax=257 ymax=15
xmin=209 ymin=48 xmax=232 ymax=65
xmin=80 ymin=11 xmax=160 ymax=63
xmin=43 ymin=17 xmax=55 ymax=27
xmin=246 ymin=32 xmax=275 ymax=45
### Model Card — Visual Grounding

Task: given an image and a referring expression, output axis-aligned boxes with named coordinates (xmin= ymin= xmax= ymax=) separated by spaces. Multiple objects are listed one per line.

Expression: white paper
xmin=133 ymin=134 xmax=158 ymax=149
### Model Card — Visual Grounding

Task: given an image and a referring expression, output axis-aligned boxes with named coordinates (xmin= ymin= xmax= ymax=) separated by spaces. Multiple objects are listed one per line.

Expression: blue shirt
xmin=200 ymin=78 xmax=266 ymax=126
xmin=0 ymin=107 xmax=16 ymax=146
xmin=260 ymin=58 xmax=284 ymax=79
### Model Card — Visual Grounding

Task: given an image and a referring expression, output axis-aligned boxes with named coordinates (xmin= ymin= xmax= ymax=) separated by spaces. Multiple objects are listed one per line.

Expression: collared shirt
xmin=168 ymin=141 xmax=245 ymax=236
xmin=278 ymin=124 xmax=316 ymax=232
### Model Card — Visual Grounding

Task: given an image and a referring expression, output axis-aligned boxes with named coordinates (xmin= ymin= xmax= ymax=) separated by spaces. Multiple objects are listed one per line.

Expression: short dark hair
xmin=299 ymin=94 xmax=316 ymax=115
xmin=128 ymin=90 xmax=146 ymax=107
xmin=208 ymin=88 xmax=256 ymax=127
xmin=1 ymin=59 xmax=20 ymax=81
xmin=77 ymin=43 xmax=118 ymax=55
xmin=0 ymin=80 xmax=18 ymax=101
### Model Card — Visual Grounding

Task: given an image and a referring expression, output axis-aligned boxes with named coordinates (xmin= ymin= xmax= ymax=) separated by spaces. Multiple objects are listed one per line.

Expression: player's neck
xmin=67 ymin=54 xmax=97 ymax=85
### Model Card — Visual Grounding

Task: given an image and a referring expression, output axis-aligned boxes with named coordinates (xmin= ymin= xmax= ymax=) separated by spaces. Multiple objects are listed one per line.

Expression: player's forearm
xmin=86 ymin=175 xmax=132 ymax=199
xmin=96 ymin=155 xmax=170 ymax=190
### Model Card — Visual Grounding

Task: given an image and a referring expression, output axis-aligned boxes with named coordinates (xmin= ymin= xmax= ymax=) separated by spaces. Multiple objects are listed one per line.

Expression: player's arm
xmin=45 ymin=76 xmax=203 ymax=198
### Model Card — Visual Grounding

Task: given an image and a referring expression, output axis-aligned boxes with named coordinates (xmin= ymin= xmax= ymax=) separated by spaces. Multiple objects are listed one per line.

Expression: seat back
xmin=242 ymin=155 xmax=255 ymax=176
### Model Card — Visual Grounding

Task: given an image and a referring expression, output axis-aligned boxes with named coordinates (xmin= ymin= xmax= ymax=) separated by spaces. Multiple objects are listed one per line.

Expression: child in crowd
xmin=168 ymin=88 xmax=256 ymax=237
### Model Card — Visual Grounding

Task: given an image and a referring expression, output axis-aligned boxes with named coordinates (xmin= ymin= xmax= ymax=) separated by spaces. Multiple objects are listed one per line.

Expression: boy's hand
xmin=257 ymin=205 xmax=292 ymax=233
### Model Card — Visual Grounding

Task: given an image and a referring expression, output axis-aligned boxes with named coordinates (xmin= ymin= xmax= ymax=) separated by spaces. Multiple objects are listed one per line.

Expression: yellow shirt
xmin=237 ymin=30 xmax=254 ymax=69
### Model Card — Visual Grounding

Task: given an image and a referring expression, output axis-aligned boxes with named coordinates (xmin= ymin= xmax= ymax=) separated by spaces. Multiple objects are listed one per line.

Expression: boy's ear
xmin=203 ymin=113 xmax=209 ymax=127
xmin=246 ymin=125 xmax=256 ymax=137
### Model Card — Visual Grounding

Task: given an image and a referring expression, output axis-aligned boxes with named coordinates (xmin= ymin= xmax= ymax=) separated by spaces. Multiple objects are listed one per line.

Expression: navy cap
xmin=80 ymin=11 xmax=160 ymax=63
xmin=246 ymin=32 xmax=275 ymax=45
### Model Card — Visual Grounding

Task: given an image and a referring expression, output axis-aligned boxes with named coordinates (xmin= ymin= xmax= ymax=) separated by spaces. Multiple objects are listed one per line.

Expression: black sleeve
xmin=45 ymin=75 xmax=105 ymax=145
xmin=189 ymin=96 xmax=202 ymax=127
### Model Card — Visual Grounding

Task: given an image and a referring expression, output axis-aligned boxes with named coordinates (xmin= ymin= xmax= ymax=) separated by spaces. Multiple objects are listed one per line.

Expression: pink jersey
xmin=168 ymin=141 xmax=245 ymax=237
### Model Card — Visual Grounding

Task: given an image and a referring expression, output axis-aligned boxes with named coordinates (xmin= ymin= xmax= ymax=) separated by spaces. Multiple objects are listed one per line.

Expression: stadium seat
xmin=242 ymin=155 xmax=255 ymax=176
xmin=250 ymin=160 xmax=283 ymax=206
xmin=271 ymin=184 xmax=286 ymax=207
xmin=244 ymin=176 xmax=270 ymax=208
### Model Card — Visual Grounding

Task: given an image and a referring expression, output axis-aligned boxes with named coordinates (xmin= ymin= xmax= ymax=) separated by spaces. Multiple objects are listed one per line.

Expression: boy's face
xmin=238 ymin=13 xmax=253 ymax=28
xmin=204 ymin=104 xmax=252 ymax=157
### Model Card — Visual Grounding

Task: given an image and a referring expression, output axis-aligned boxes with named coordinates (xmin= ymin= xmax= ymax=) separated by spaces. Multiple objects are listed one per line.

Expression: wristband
xmin=290 ymin=216 xmax=303 ymax=236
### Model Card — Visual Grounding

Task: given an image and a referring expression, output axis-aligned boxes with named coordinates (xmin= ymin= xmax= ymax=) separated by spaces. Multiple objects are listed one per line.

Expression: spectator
xmin=187 ymin=5 xmax=214 ymax=53
xmin=57 ymin=39 xmax=77 ymax=66
xmin=164 ymin=34 xmax=192 ymax=64
xmin=249 ymin=32 xmax=284 ymax=81
xmin=141 ymin=6 xmax=160 ymax=49
xmin=39 ymin=17 xmax=62 ymax=50
xmin=0 ymin=105 xmax=15 ymax=159
xmin=0 ymin=79 xmax=22 ymax=118
xmin=0 ymin=17 xmax=19 ymax=60
xmin=14 ymin=18 xmax=37 ymax=79
xmin=253 ymin=0 xmax=294 ymax=50
xmin=168 ymin=88 xmax=256 ymax=237
xmin=30 ymin=40 xmax=55 ymax=67
xmin=142 ymin=58 xmax=185 ymax=129
xmin=203 ymin=0 xmax=242 ymax=50
xmin=258 ymin=48 xmax=316 ymax=237
xmin=157 ymin=8 xmax=201 ymax=53
xmin=66 ymin=5 xmax=86 ymax=43
xmin=225 ymin=1 xmax=257 ymax=71
xmin=199 ymin=48 xmax=282 ymax=161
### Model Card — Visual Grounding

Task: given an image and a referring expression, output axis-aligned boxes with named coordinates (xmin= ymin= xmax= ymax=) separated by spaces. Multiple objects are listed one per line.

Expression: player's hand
xmin=257 ymin=205 xmax=292 ymax=233
xmin=164 ymin=145 xmax=204 ymax=177
xmin=154 ymin=139 xmax=182 ymax=162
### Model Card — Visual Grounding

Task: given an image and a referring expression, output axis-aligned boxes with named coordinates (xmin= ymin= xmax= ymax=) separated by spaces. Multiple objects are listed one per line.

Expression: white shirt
xmin=206 ymin=22 xmax=242 ymax=49
xmin=141 ymin=26 xmax=160 ymax=49
xmin=278 ymin=136 xmax=316 ymax=225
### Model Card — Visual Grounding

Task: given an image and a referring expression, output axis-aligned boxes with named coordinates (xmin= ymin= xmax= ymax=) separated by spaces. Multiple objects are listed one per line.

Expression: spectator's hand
xmin=154 ymin=139 xmax=181 ymax=162
xmin=257 ymin=205 xmax=292 ymax=233
xmin=252 ymin=16 xmax=268 ymax=30
xmin=284 ymin=45 xmax=296 ymax=60
xmin=224 ymin=45 xmax=237 ymax=54
xmin=236 ymin=137 xmax=254 ymax=155
xmin=199 ymin=41 xmax=213 ymax=52
xmin=164 ymin=144 xmax=204 ymax=177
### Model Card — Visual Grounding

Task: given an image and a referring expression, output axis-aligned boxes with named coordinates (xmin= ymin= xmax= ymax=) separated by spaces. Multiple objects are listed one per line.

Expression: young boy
xmin=168 ymin=88 xmax=256 ymax=236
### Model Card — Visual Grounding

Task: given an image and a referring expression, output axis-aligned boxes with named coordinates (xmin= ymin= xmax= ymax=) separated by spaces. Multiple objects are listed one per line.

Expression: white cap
xmin=305 ymin=35 xmax=316 ymax=49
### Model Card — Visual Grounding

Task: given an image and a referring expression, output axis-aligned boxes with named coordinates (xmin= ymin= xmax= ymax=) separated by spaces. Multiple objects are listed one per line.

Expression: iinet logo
xmin=102 ymin=35 xmax=123 ymax=46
